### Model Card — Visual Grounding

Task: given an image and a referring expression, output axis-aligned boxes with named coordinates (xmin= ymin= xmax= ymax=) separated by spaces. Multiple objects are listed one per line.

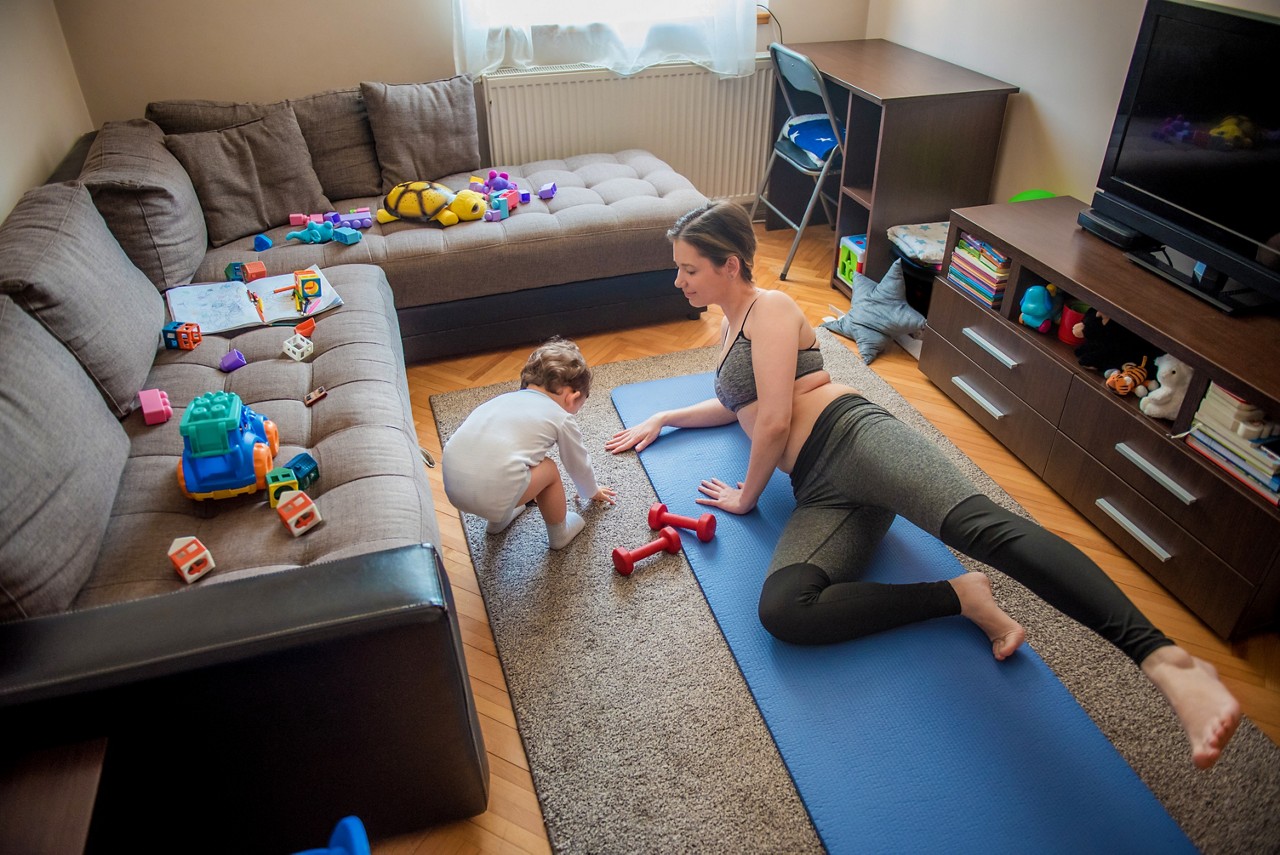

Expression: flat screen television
xmin=1086 ymin=0 xmax=1280 ymax=313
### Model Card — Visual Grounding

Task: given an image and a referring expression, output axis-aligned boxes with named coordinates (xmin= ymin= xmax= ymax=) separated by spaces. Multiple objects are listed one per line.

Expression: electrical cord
xmin=757 ymin=3 xmax=783 ymax=44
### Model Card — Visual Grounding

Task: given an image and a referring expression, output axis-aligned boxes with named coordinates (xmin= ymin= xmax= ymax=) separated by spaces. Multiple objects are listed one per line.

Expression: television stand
xmin=1125 ymin=249 xmax=1277 ymax=315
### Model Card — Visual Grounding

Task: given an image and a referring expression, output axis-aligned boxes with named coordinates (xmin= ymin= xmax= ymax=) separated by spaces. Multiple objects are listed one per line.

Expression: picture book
xmin=165 ymin=266 xmax=342 ymax=334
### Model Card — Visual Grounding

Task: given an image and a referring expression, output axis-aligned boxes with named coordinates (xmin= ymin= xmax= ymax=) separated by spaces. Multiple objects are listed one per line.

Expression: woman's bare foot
xmin=950 ymin=572 xmax=1026 ymax=660
xmin=1141 ymin=645 xmax=1242 ymax=769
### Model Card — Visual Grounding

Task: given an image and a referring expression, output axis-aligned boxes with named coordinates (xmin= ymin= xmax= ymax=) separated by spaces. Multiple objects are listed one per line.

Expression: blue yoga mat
xmin=613 ymin=372 xmax=1192 ymax=854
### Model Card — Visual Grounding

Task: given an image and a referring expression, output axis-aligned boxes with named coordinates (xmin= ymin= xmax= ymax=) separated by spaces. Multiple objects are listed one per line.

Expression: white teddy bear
xmin=1139 ymin=353 xmax=1195 ymax=420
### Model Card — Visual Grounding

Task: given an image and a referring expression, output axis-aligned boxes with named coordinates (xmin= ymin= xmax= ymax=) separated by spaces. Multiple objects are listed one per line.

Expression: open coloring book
xmin=165 ymin=266 xmax=342 ymax=334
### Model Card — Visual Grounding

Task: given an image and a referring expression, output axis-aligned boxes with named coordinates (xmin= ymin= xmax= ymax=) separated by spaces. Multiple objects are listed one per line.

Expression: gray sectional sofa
xmin=0 ymin=73 xmax=705 ymax=852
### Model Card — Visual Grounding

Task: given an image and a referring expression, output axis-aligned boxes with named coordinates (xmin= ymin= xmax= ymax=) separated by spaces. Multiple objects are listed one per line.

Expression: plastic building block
xmin=295 ymin=270 xmax=322 ymax=300
xmin=266 ymin=466 xmax=300 ymax=508
xmin=333 ymin=226 xmax=362 ymax=245
xmin=323 ymin=211 xmax=342 ymax=224
xmin=163 ymin=321 xmax=202 ymax=350
xmin=294 ymin=317 xmax=317 ymax=338
xmin=224 ymin=261 xmax=245 ymax=281
xmin=219 ymin=349 xmax=247 ymax=373
xmin=168 ymin=536 xmax=215 ymax=583
xmin=176 ymin=391 xmax=278 ymax=500
xmin=242 ymin=260 xmax=267 ymax=282
xmin=253 ymin=234 xmax=273 ymax=251
xmin=337 ymin=212 xmax=373 ymax=230
xmin=283 ymin=333 xmax=314 ymax=361
xmin=304 ymin=386 xmax=327 ymax=407
xmin=494 ymin=188 xmax=519 ymax=210
xmin=538 ymin=182 xmax=557 ymax=200
xmin=469 ymin=176 xmax=486 ymax=193
xmin=484 ymin=195 xmax=510 ymax=221
xmin=277 ymin=490 xmax=322 ymax=536
xmin=284 ymin=451 xmax=319 ymax=490
xmin=289 ymin=213 xmax=309 ymax=226
xmin=139 ymin=388 xmax=172 ymax=425
xmin=520 ymin=190 xmax=531 ymax=204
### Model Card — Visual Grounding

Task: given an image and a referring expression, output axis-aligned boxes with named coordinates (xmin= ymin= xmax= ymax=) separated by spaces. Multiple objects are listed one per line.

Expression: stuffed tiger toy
xmin=1104 ymin=355 xmax=1155 ymax=397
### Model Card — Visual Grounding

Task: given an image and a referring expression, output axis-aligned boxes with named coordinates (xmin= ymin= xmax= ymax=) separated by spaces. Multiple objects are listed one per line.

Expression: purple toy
xmin=538 ymin=181 xmax=557 ymax=200
xmin=219 ymin=349 xmax=248 ymax=373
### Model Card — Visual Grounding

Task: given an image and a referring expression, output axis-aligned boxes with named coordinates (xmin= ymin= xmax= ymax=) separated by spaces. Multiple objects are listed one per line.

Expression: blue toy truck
xmin=177 ymin=391 xmax=279 ymax=500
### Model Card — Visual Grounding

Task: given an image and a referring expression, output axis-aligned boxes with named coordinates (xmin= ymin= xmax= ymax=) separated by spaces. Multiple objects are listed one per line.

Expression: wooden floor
xmin=378 ymin=224 xmax=1280 ymax=855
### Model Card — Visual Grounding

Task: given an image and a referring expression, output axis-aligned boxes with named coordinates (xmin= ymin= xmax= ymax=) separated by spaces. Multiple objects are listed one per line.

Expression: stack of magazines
xmin=1186 ymin=381 xmax=1279 ymax=505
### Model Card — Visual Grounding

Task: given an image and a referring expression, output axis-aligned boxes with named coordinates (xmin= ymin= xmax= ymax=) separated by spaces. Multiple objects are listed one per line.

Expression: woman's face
xmin=672 ymin=239 xmax=732 ymax=308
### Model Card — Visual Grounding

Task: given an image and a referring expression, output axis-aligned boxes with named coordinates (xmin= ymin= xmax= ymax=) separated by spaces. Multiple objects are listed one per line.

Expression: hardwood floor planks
xmin=375 ymin=223 xmax=1280 ymax=854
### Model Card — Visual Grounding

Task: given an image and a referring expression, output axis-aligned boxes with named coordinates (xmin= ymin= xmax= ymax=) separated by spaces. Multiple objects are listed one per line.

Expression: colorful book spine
xmin=1186 ymin=435 xmax=1280 ymax=505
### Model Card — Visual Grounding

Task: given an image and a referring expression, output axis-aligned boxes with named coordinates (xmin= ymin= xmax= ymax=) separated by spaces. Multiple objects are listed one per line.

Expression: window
xmin=452 ymin=0 xmax=758 ymax=77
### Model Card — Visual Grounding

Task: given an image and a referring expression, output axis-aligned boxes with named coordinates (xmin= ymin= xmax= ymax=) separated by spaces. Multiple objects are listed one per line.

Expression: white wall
xmin=0 ymin=0 xmax=92 ymax=215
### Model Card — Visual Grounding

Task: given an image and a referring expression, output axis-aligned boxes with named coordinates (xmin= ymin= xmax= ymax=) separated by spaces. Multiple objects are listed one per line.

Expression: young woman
xmin=605 ymin=200 xmax=1241 ymax=770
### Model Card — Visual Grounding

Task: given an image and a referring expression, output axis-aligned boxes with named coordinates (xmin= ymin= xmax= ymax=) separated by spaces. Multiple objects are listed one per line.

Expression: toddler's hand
xmin=591 ymin=486 xmax=618 ymax=506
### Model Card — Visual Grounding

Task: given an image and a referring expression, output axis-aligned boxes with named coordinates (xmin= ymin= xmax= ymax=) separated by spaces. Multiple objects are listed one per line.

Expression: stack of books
xmin=947 ymin=233 xmax=1010 ymax=309
xmin=1186 ymin=382 xmax=1280 ymax=505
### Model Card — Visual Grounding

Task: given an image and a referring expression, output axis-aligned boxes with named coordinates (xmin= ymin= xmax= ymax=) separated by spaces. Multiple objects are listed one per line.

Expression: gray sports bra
xmin=713 ymin=301 xmax=825 ymax=413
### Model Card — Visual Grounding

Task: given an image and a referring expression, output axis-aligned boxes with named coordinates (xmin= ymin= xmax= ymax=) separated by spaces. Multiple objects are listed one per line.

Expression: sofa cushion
xmin=79 ymin=119 xmax=208 ymax=289
xmin=0 ymin=296 xmax=130 ymax=620
xmin=146 ymin=88 xmax=382 ymax=201
xmin=0 ymin=181 xmax=164 ymax=417
xmin=361 ymin=76 xmax=481 ymax=191
xmin=73 ymin=265 xmax=439 ymax=609
xmin=165 ymin=107 xmax=333 ymax=247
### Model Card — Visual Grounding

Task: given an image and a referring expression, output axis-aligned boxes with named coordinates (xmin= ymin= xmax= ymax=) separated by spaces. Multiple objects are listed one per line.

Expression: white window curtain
xmin=452 ymin=0 xmax=758 ymax=78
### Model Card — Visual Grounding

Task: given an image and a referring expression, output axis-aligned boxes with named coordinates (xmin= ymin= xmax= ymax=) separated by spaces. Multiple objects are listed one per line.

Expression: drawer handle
xmin=1095 ymin=498 xmax=1172 ymax=563
xmin=1114 ymin=442 xmax=1197 ymax=506
xmin=951 ymin=376 xmax=1006 ymax=420
xmin=961 ymin=327 xmax=1019 ymax=370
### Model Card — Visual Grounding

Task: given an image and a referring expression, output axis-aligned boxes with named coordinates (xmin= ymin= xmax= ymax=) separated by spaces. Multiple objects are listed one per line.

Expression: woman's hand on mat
xmin=606 ymin=417 xmax=662 ymax=454
xmin=697 ymin=477 xmax=754 ymax=515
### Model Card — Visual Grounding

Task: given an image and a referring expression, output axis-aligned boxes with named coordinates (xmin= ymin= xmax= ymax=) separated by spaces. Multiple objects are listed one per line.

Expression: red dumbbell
xmin=648 ymin=502 xmax=717 ymax=543
xmin=612 ymin=526 xmax=682 ymax=576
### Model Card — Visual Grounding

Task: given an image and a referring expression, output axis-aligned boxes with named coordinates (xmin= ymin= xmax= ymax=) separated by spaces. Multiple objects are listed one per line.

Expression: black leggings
xmin=757 ymin=396 xmax=1171 ymax=665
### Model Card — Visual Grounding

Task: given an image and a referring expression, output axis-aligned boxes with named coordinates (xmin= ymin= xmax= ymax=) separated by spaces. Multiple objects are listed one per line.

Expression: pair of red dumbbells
xmin=611 ymin=502 xmax=717 ymax=576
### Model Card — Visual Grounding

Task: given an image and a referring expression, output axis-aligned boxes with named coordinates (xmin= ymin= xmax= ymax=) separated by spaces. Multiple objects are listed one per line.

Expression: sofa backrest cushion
xmin=79 ymin=119 xmax=208 ymax=289
xmin=0 ymin=296 xmax=130 ymax=620
xmin=164 ymin=107 xmax=333 ymax=247
xmin=0 ymin=182 xmax=163 ymax=418
xmin=145 ymin=87 xmax=382 ymax=202
xmin=360 ymin=76 xmax=481 ymax=192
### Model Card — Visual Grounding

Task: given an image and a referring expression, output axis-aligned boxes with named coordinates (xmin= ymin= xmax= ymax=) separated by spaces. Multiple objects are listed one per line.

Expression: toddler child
xmin=443 ymin=337 xmax=617 ymax=549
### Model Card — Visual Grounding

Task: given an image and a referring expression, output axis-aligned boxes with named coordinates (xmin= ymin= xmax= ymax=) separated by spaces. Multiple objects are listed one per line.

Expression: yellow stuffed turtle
xmin=377 ymin=181 xmax=487 ymax=227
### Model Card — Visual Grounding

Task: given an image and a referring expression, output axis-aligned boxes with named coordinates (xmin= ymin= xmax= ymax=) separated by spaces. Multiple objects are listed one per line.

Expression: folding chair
xmin=750 ymin=43 xmax=846 ymax=280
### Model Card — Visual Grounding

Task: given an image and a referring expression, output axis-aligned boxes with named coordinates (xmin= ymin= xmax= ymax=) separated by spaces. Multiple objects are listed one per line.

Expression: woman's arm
xmin=698 ymin=290 xmax=803 ymax=514
xmin=605 ymin=396 xmax=737 ymax=454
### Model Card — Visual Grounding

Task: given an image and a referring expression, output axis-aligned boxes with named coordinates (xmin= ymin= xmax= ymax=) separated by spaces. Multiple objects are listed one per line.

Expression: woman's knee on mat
xmin=759 ymin=563 xmax=832 ymax=644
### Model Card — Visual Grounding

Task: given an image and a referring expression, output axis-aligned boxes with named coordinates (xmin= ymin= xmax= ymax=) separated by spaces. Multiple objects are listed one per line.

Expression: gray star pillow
xmin=822 ymin=259 xmax=925 ymax=363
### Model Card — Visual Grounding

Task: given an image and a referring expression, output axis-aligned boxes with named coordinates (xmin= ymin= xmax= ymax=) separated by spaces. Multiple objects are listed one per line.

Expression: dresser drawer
xmin=920 ymin=326 xmax=1055 ymax=476
xmin=1059 ymin=377 xmax=1280 ymax=577
xmin=1044 ymin=433 xmax=1254 ymax=637
xmin=926 ymin=283 xmax=1073 ymax=425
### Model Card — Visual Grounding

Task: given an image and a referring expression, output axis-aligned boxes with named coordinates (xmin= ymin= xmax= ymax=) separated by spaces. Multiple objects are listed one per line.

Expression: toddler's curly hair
xmin=520 ymin=337 xmax=592 ymax=397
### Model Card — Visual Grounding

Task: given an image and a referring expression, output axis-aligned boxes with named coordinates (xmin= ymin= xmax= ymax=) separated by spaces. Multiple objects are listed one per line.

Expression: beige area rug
xmin=431 ymin=329 xmax=1280 ymax=854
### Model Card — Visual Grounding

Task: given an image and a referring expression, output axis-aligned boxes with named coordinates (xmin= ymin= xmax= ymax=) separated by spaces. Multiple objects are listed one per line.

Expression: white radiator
xmin=483 ymin=57 xmax=773 ymax=204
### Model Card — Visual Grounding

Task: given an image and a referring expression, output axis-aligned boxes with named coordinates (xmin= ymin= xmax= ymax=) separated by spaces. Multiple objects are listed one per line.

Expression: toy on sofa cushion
xmin=822 ymin=259 xmax=925 ymax=364
xmin=376 ymin=181 xmax=487 ymax=227
xmin=1018 ymin=284 xmax=1063 ymax=333
xmin=1139 ymin=353 xmax=1195 ymax=420
xmin=176 ymin=391 xmax=279 ymax=500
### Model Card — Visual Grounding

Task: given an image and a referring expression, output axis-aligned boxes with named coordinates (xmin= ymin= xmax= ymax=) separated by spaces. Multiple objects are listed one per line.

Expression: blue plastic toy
xmin=177 ymin=391 xmax=279 ymax=500
xmin=1018 ymin=284 xmax=1063 ymax=334
xmin=292 ymin=816 xmax=370 ymax=855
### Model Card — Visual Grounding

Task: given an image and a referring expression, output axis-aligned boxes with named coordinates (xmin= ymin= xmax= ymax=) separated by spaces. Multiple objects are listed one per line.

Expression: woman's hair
xmin=667 ymin=200 xmax=756 ymax=283
xmin=520 ymin=336 xmax=592 ymax=397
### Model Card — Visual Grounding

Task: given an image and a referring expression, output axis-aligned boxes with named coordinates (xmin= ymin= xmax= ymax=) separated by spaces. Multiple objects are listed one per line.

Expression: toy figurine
xmin=1018 ymin=284 xmax=1062 ymax=333
xmin=168 ymin=535 xmax=215 ymax=583
xmin=1139 ymin=354 xmax=1195 ymax=420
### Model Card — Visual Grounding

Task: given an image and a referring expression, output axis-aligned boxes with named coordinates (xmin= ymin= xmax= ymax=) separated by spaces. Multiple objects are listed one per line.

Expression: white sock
xmin=486 ymin=502 xmax=528 ymax=534
xmin=546 ymin=511 xmax=585 ymax=550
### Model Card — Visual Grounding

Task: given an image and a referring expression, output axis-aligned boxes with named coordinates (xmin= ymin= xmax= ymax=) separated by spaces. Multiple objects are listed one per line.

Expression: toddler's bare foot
xmin=1141 ymin=645 xmax=1242 ymax=769
xmin=950 ymin=572 xmax=1025 ymax=660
